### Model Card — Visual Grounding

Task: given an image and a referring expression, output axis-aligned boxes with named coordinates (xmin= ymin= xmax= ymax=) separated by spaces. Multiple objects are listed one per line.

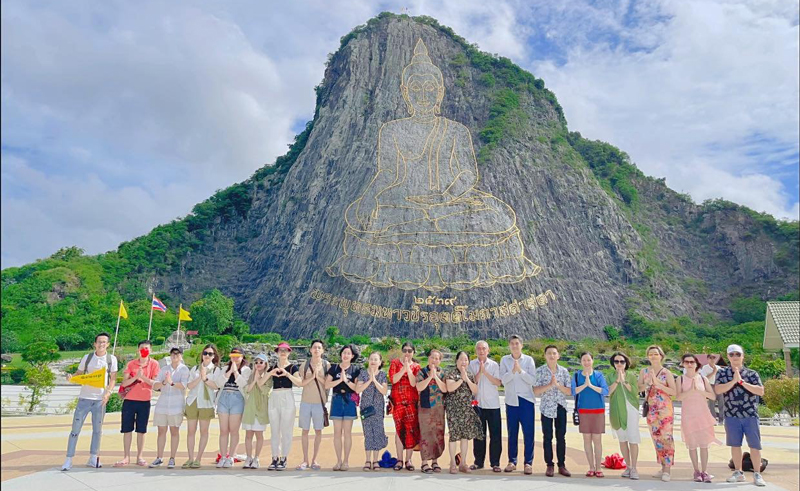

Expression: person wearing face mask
xmin=265 ymin=342 xmax=301 ymax=471
xmin=115 ymin=340 xmax=160 ymax=467
xmin=212 ymin=347 xmax=251 ymax=468
xmin=149 ymin=347 xmax=189 ymax=469
xmin=389 ymin=342 xmax=421 ymax=471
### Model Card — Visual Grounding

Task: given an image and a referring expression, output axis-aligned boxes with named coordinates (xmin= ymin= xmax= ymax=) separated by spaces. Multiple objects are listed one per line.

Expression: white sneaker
xmin=86 ymin=455 xmax=101 ymax=468
xmin=222 ymin=457 xmax=233 ymax=468
xmin=727 ymin=470 xmax=746 ymax=483
xmin=621 ymin=468 xmax=631 ymax=478
xmin=250 ymin=457 xmax=260 ymax=469
xmin=661 ymin=472 xmax=671 ymax=482
xmin=243 ymin=457 xmax=252 ymax=469
xmin=216 ymin=457 xmax=225 ymax=468
xmin=629 ymin=469 xmax=639 ymax=480
xmin=61 ymin=457 xmax=73 ymax=471
xmin=753 ymin=472 xmax=766 ymax=487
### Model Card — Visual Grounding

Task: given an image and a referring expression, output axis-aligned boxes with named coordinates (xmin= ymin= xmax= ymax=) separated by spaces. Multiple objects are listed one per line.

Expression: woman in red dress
xmin=389 ymin=342 xmax=421 ymax=471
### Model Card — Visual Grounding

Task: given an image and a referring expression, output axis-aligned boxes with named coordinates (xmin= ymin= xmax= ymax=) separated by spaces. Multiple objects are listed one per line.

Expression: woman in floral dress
xmin=638 ymin=345 xmax=677 ymax=482
xmin=356 ymin=352 xmax=389 ymax=470
xmin=444 ymin=351 xmax=483 ymax=474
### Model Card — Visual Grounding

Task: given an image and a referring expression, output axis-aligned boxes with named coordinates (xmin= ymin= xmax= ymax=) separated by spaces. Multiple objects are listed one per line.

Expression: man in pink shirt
xmin=115 ymin=340 xmax=160 ymax=467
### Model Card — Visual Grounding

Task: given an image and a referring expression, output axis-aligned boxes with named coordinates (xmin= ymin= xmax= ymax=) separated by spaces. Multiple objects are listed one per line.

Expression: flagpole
xmin=147 ymin=294 xmax=155 ymax=340
xmin=177 ymin=303 xmax=182 ymax=333
xmin=112 ymin=300 xmax=122 ymax=356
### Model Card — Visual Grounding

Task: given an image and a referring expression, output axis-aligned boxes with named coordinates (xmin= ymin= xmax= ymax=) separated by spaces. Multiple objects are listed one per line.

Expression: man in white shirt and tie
xmin=500 ymin=334 xmax=536 ymax=475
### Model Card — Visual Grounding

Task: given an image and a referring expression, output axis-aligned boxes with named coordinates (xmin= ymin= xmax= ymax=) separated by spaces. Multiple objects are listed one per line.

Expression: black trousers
xmin=473 ymin=407 xmax=502 ymax=467
xmin=541 ymin=405 xmax=567 ymax=467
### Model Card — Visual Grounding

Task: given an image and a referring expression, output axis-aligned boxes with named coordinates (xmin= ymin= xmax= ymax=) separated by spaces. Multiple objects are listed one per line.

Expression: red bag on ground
xmin=602 ymin=453 xmax=627 ymax=469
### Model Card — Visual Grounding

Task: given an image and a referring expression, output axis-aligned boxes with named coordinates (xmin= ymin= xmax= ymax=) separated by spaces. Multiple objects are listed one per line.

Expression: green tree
xmin=730 ymin=296 xmax=767 ymax=324
xmin=190 ymin=289 xmax=234 ymax=336
xmin=1 ymin=330 xmax=20 ymax=354
xmin=21 ymin=341 xmax=59 ymax=413
xmin=764 ymin=377 xmax=800 ymax=417
xmin=326 ymin=326 xmax=340 ymax=346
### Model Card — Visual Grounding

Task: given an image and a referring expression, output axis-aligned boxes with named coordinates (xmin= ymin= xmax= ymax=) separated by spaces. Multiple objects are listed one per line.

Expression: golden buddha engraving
xmin=326 ymin=39 xmax=541 ymax=291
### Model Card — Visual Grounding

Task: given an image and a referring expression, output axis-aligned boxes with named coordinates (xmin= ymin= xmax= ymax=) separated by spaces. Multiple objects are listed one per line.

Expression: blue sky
xmin=2 ymin=0 xmax=798 ymax=268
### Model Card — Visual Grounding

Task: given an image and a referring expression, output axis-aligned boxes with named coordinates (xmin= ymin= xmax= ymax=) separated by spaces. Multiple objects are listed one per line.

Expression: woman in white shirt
xmin=150 ymin=347 xmax=190 ymax=469
xmin=182 ymin=344 xmax=221 ymax=469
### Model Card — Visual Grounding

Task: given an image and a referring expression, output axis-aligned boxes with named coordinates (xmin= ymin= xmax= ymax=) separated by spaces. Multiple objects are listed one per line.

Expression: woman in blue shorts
xmin=326 ymin=344 xmax=361 ymax=470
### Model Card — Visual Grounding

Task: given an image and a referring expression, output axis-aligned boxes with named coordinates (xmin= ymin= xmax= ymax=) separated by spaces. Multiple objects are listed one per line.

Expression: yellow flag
xmin=119 ymin=301 xmax=128 ymax=319
xmin=179 ymin=306 xmax=192 ymax=322
xmin=69 ymin=367 xmax=107 ymax=388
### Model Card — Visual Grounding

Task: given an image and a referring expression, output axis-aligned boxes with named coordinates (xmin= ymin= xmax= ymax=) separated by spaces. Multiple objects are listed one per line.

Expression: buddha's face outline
xmin=401 ymin=74 xmax=443 ymax=117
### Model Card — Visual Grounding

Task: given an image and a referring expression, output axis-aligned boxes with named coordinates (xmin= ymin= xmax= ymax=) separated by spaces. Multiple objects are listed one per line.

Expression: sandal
xmin=586 ymin=470 xmax=596 ymax=477
xmin=311 ymin=462 xmax=321 ymax=470
xmin=449 ymin=464 xmax=458 ymax=474
xmin=595 ymin=471 xmax=605 ymax=478
xmin=393 ymin=461 xmax=404 ymax=471
xmin=459 ymin=464 xmax=471 ymax=474
xmin=190 ymin=460 xmax=201 ymax=469
xmin=492 ymin=466 xmax=502 ymax=473
xmin=432 ymin=463 xmax=442 ymax=473
xmin=363 ymin=461 xmax=372 ymax=471
xmin=113 ymin=459 xmax=129 ymax=467
xmin=340 ymin=463 xmax=349 ymax=471
xmin=136 ymin=458 xmax=147 ymax=467
xmin=405 ymin=460 xmax=414 ymax=471
xmin=332 ymin=463 xmax=341 ymax=471
xmin=372 ymin=461 xmax=380 ymax=471
xmin=421 ymin=463 xmax=433 ymax=474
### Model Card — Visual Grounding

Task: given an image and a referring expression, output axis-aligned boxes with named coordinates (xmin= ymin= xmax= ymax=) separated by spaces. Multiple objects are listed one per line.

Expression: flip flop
xmin=113 ymin=460 xmax=129 ymax=467
xmin=136 ymin=459 xmax=147 ymax=466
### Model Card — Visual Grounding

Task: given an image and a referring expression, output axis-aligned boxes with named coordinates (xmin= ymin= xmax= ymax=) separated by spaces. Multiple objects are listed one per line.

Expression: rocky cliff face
xmin=150 ymin=15 xmax=798 ymax=339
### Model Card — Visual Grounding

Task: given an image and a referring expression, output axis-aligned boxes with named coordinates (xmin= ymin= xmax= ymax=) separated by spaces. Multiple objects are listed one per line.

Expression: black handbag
xmin=572 ymin=373 xmax=580 ymax=426
xmin=360 ymin=405 xmax=376 ymax=420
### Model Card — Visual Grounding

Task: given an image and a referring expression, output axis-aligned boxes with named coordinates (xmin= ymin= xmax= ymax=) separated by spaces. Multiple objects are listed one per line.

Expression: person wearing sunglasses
xmin=183 ymin=344 xmax=221 ymax=469
xmin=389 ymin=342 xmax=421 ymax=471
xmin=715 ymin=345 xmax=766 ymax=487
xmin=608 ymin=352 xmax=640 ymax=480
xmin=677 ymin=353 xmax=721 ymax=483
xmin=265 ymin=342 xmax=301 ymax=471
xmin=212 ymin=347 xmax=251 ymax=468
xmin=700 ymin=353 xmax=725 ymax=424
xmin=241 ymin=353 xmax=272 ymax=469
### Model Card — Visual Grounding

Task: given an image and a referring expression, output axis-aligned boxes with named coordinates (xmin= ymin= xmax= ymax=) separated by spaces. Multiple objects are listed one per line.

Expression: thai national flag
xmin=152 ymin=297 xmax=167 ymax=312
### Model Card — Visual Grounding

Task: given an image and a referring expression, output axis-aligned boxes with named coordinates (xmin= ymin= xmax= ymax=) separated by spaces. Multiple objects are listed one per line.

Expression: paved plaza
xmin=2 ymin=403 xmax=797 ymax=491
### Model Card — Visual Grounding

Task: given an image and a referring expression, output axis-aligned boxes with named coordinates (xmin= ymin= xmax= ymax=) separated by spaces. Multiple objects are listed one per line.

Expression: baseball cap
xmin=169 ymin=347 xmax=183 ymax=354
xmin=726 ymin=344 xmax=744 ymax=355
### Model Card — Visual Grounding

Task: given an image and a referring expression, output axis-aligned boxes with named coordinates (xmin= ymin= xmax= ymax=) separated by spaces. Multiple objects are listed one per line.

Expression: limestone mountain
xmin=3 ymin=13 xmax=798 ymax=342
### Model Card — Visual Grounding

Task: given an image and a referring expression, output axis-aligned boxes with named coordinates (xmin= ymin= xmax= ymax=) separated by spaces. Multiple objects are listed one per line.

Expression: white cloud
xmin=1 ymin=0 xmax=797 ymax=269
xmin=529 ymin=0 xmax=799 ymax=219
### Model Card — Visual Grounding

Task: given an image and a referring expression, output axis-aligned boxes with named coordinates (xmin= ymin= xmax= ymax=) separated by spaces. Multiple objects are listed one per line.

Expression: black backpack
xmin=728 ymin=452 xmax=768 ymax=473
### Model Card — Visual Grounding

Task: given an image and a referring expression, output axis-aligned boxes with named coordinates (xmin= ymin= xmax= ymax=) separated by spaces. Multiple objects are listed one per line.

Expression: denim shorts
xmin=725 ymin=416 xmax=761 ymax=450
xmin=330 ymin=393 xmax=357 ymax=420
xmin=217 ymin=390 xmax=245 ymax=415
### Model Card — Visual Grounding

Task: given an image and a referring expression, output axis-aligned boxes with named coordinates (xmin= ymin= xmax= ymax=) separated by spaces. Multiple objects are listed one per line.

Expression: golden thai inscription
xmin=308 ymin=288 xmax=555 ymax=323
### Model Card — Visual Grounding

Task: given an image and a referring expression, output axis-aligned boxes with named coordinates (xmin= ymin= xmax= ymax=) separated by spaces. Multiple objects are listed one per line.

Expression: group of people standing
xmin=61 ymin=332 xmax=767 ymax=486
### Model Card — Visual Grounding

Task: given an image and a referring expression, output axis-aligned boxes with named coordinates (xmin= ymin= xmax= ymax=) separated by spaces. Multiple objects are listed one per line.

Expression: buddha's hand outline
xmin=355 ymin=195 xmax=379 ymax=228
xmin=406 ymin=193 xmax=453 ymax=206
